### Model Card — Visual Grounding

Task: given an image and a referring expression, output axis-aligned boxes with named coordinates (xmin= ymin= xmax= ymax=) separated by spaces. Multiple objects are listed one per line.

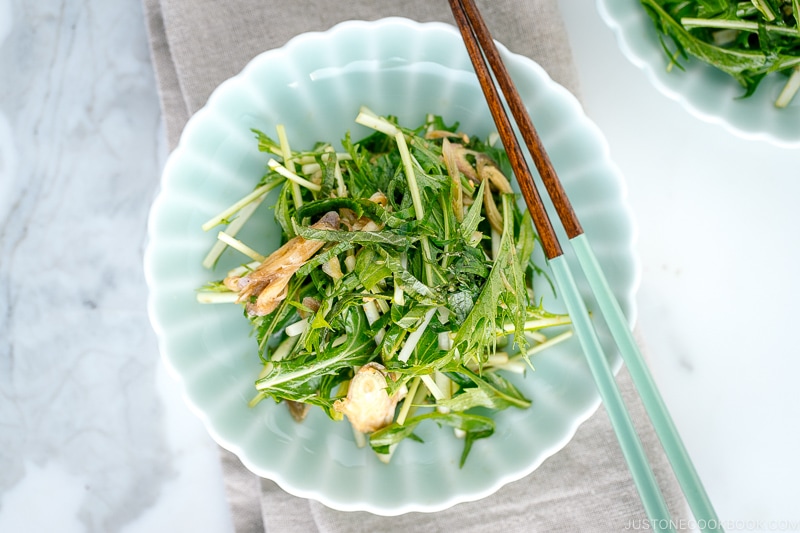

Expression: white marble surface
xmin=0 ymin=1 xmax=798 ymax=532
xmin=0 ymin=1 xmax=232 ymax=532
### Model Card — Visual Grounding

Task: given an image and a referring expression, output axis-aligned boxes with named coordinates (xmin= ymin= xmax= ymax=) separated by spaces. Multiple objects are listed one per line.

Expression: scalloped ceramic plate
xmin=144 ymin=17 xmax=638 ymax=515
xmin=598 ymin=0 xmax=800 ymax=148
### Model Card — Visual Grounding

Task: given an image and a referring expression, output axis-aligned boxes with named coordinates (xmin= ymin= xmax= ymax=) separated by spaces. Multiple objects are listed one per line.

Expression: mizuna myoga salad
xmin=196 ymin=108 xmax=573 ymax=466
xmin=641 ymin=0 xmax=800 ymax=107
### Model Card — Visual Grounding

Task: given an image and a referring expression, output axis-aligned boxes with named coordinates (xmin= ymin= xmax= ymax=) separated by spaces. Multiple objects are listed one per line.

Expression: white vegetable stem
xmin=284 ymin=318 xmax=309 ymax=337
xmin=435 ymin=371 xmax=452 ymax=414
xmin=355 ymin=112 xmax=421 ymax=215
xmin=490 ymin=227 xmax=501 ymax=260
xmin=420 ymin=374 xmax=445 ymax=401
xmin=300 ymin=153 xmax=352 ymax=175
xmin=226 ymin=261 xmax=259 ymax=278
xmin=776 ymin=65 xmax=800 ymax=108
xmin=267 ymin=159 xmax=322 ymax=192
xmin=393 ymin=253 xmax=407 ymax=306
xmin=375 ymin=443 xmax=398 ymax=464
xmin=495 ymin=360 xmax=527 ymax=374
xmin=362 ymin=300 xmax=381 ymax=325
xmin=356 ymin=107 xmax=434 ymax=284
xmin=498 ymin=315 xmax=573 ymax=335
xmin=681 ymin=17 xmax=800 ymax=37
xmin=794 ymin=0 xmax=800 ymax=30
xmin=271 ymin=335 xmax=299 ymax=363
xmin=216 ymin=231 xmax=266 ymax=262
xmin=324 ymin=149 xmax=348 ymax=198
xmin=524 ymin=331 xmax=547 ymax=344
xmin=355 ymin=107 xmax=400 ymax=136
xmin=250 ymin=336 xmax=299 ymax=406
xmin=394 ymin=131 xmax=425 ymax=220
xmin=276 ymin=124 xmax=304 ymax=209
xmin=397 ymin=308 xmax=437 ymax=363
xmin=202 ymin=196 xmax=265 ymax=269
xmin=525 ymin=330 xmax=574 ymax=358
xmin=437 ymin=331 xmax=452 ymax=351
xmin=393 ymin=127 xmax=435 ymax=285
xmin=750 ymin=0 xmax=776 ymax=21
xmin=201 ymin=179 xmax=280 ymax=231
xmin=195 ymin=291 xmax=239 ymax=304
xmin=395 ymin=377 xmax=420 ymax=426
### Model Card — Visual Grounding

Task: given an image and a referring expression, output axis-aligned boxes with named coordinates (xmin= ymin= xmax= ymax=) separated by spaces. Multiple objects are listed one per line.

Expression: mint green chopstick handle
xmin=570 ymin=234 xmax=723 ymax=533
xmin=549 ymin=255 xmax=674 ymax=533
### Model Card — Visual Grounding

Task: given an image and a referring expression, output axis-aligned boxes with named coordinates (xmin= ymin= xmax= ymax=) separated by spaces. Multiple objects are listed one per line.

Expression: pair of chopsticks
xmin=447 ymin=1 xmax=722 ymax=532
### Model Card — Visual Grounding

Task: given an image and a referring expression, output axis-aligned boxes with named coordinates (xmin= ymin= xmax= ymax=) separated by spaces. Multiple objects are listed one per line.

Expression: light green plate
xmin=144 ymin=17 xmax=638 ymax=515
xmin=598 ymin=0 xmax=800 ymax=148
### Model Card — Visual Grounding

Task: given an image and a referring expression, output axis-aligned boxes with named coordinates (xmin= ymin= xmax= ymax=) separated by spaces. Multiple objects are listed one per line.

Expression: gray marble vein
xmin=0 ymin=0 xmax=174 ymax=531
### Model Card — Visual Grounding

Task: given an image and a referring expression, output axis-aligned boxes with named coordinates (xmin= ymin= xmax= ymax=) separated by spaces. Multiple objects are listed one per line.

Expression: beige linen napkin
xmin=142 ymin=1 xmax=689 ymax=531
